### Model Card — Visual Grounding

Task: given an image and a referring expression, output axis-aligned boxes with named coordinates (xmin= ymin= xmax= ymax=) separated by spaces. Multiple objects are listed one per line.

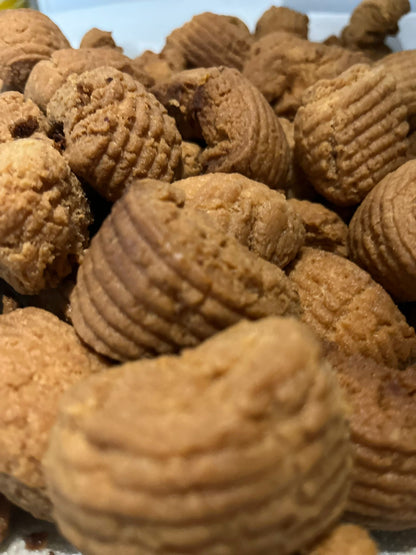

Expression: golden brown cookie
xmin=305 ymin=523 xmax=378 ymax=554
xmin=287 ymin=199 xmax=348 ymax=257
xmin=44 ymin=317 xmax=351 ymax=555
xmin=348 ymin=160 xmax=416 ymax=302
xmin=326 ymin=344 xmax=416 ymax=530
xmin=255 ymin=6 xmax=309 ymax=39
xmin=70 ymin=179 xmax=301 ymax=361
xmin=25 ymin=47 xmax=154 ymax=113
xmin=173 ymin=173 xmax=305 ymax=267
xmin=153 ymin=66 xmax=290 ymax=190
xmin=161 ymin=12 xmax=252 ymax=72
xmin=179 ymin=141 xmax=203 ymax=178
xmin=0 ymin=138 xmax=91 ymax=295
xmin=0 ymin=91 xmax=50 ymax=144
xmin=47 ymin=67 xmax=181 ymax=202
xmin=79 ymin=27 xmax=121 ymax=50
xmin=288 ymin=248 xmax=416 ymax=368
xmin=0 ymin=307 xmax=109 ymax=520
xmin=294 ymin=64 xmax=408 ymax=206
xmin=341 ymin=0 xmax=410 ymax=48
xmin=243 ymin=32 xmax=369 ymax=120
xmin=0 ymin=9 xmax=69 ymax=92
xmin=376 ymin=50 xmax=416 ymax=130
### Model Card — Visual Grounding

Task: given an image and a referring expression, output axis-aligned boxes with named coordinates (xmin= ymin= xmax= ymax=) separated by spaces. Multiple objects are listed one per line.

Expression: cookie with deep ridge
xmin=70 ymin=179 xmax=301 ymax=361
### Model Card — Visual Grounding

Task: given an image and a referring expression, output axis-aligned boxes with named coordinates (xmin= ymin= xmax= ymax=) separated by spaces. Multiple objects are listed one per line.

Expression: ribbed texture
xmin=294 ymin=64 xmax=409 ymax=206
xmin=70 ymin=180 xmax=301 ymax=362
xmin=174 ymin=173 xmax=305 ymax=268
xmin=326 ymin=345 xmax=416 ymax=530
xmin=153 ymin=67 xmax=290 ymax=190
xmin=243 ymin=32 xmax=368 ymax=120
xmin=288 ymin=248 xmax=416 ymax=368
xmin=288 ymin=199 xmax=348 ymax=257
xmin=0 ymin=9 xmax=69 ymax=92
xmin=376 ymin=50 xmax=416 ymax=130
xmin=25 ymin=47 xmax=154 ymax=113
xmin=348 ymin=160 xmax=416 ymax=302
xmin=161 ymin=12 xmax=252 ymax=72
xmin=45 ymin=317 xmax=351 ymax=555
xmin=47 ymin=67 xmax=181 ymax=202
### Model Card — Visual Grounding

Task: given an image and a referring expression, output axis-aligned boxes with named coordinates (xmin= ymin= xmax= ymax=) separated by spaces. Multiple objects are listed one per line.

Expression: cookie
xmin=288 ymin=248 xmax=416 ymax=368
xmin=0 ymin=307 xmax=109 ymax=520
xmin=44 ymin=317 xmax=351 ymax=555
xmin=70 ymin=179 xmax=301 ymax=361
xmin=47 ymin=67 xmax=181 ymax=202
xmin=153 ymin=66 xmax=290 ymax=190
xmin=294 ymin=64 xmax=408 ymax=206
xmin=0 ymin=138 xmax=91 ymax=294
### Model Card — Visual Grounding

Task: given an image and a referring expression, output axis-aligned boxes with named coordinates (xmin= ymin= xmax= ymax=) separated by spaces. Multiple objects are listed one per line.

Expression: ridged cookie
xmin=45 ymin=317 xmax=351 ymax=555
xmin=70 ymin=180 xmax=301 ymax=361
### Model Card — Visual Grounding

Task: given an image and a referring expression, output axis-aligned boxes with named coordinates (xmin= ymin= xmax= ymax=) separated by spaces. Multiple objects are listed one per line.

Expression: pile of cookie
xmin=0 ymin=1 xmax=414 ymax=553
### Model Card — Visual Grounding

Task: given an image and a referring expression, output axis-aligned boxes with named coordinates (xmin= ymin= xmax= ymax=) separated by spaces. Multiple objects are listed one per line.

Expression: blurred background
xmin=26 ymin=0 xmax=416 ymax=56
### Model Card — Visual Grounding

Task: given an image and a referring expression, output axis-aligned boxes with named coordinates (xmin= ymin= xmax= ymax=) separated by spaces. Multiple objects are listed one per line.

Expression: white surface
xmin=3 ymin=2 xmax=416 ymax=554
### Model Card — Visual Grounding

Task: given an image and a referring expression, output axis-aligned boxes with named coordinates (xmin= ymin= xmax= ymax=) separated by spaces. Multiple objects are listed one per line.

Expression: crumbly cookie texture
xmin=288 ymin=199 xmax=348 ymax=257
xmin=349 ymin=160 xmax=416 ymax=302
xmin=47 ymin=67 xmax=182 ymax=202
xmin=305 ymin=523 xmax=378 ymax=554
xmin=161 ymin=12 xmax=252 ymax=72
xmin=326 ymin=343 xmax=416 ymax=530
xmin=153 ymin=66 xmax=290 ymax=189
xmin=173 ymin=172 xmax=305 ymax=267
xmin=294 ymin=64 xmax=409 ymax=206
xmin=0 ymin=91 xmax=50 ymax=144
xmin=288 ymin=248 xmax=416 ymax=368
xmin=0 ymin=9 xmax=69 ymax=92
xmin=44 ymin=317 xmax=351 ymax=555
xmin=243 ymin=32 xmax=369 ymax=120
xmin=376 ymin=50 xmax=416 ymax=130
xmin=341 ymin=0 xmax=410 ymax=48
xmin=70 ymin=179 xmax=301 ymax=361
xmin=0 ymin=138 xmax=91 ymax=295
xmin=25 ymin=47 xmax=154 ymax=113
xmin=255 ymin=6 xmax=309 ymax=39
xmin=79 ymin=27 xmax=121 ymax=50
xmin=0 ymin=307 xmax=109 ymax=521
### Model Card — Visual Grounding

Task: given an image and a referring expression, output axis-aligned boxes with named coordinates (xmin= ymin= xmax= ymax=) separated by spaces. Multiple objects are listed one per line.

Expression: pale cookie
xmin=294 ymin=64 xmax=408 ymax=206
xmin=44 ymin=317 xmax=351 ymax=555
xmin=0 ymin=307 xmax=109 ymax=520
